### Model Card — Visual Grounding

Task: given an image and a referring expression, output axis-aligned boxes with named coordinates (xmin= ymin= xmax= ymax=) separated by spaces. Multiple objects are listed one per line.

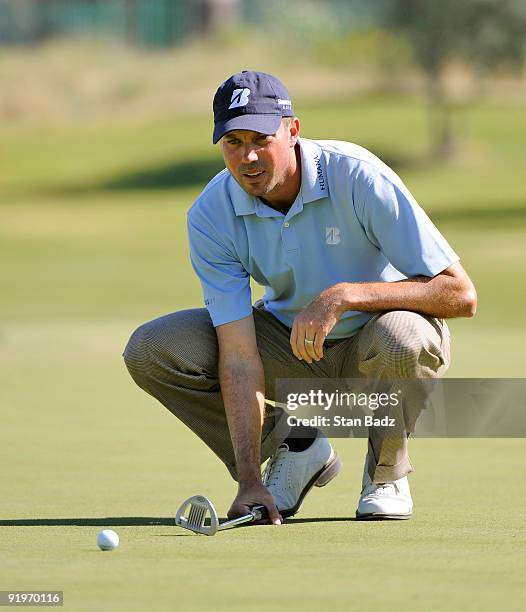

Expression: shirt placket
xmin=280 ymin=196 xmax=303 ymax=255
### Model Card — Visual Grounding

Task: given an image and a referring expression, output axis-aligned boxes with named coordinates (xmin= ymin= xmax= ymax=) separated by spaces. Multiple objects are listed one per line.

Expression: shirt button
xmin=283 ymin=222 xmax=290 ymax=228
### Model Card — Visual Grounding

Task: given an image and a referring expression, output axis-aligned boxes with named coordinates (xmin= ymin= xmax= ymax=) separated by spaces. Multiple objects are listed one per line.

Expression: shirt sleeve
xmin=359 ymin=171 xmax=459 ymax=277
xmin=187 ymin=211 xmax=253 ymax=327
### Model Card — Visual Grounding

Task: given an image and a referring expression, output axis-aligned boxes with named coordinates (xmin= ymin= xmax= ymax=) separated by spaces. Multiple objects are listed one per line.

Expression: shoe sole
xmin=280 ymin=452 xmax=342 ymax=519
xmin=355 ymin=512 xmax=412 ymax=520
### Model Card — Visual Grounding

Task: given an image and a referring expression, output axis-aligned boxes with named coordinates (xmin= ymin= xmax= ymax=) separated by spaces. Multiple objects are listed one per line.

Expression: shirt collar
xmin=230 ymin=137 xmax=329 ymax=216
xmin=230 ymin=177 xmax=258 ymax=216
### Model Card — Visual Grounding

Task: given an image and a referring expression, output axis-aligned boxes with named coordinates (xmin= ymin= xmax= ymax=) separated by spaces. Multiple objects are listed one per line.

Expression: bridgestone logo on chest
xmin=326 ymin=227 xmax=341 ymax=245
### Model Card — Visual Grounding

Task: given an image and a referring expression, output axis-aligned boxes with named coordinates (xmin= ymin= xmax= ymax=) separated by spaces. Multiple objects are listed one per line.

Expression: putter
xmin=175 ymin=495 xmax=268 ymax=536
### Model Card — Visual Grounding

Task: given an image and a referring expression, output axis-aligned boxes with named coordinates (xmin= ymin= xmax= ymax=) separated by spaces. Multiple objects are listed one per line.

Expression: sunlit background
xmin=1 ymin=1 xmax=525 ymax=609
xmin=2 ymin=0 xmax=526 ymax=374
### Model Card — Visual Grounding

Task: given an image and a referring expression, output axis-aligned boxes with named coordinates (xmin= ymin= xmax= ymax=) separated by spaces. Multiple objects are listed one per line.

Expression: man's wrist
xmin=237 ymin=473 xmax=263 ymax=488
xmin=236 ymin=456 xmax=263 ymax=488
xmin=338 ymin=282 xmax=361 ymax=313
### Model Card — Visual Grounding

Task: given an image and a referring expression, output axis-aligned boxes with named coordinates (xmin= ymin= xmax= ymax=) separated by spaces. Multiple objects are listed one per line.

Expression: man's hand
xmin=290 ymin=263 xmax=477 ymax=363
xmin=228 ymin=482 xmax=282 ymax=525
xmin=290 ymin=284 xmax=347 ymax=363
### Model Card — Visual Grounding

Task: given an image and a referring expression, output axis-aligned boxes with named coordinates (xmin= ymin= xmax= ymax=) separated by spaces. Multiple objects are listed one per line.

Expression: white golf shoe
xmin=262 ymin=433 xmax=341 ymax=518
xmin=356 ymin=456 xmax=413 ymax=520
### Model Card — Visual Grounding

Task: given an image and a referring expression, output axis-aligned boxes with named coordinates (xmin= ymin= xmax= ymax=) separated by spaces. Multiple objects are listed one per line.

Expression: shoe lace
xmin=364 ymin=481 xmax=398 ymax=497
xmin=262 ymin=444 xmax=289 ymax=487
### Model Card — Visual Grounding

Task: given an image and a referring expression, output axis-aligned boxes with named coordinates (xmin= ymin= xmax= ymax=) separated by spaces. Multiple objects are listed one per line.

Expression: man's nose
xmin=241 ymin=145 xmax=258 ymax=164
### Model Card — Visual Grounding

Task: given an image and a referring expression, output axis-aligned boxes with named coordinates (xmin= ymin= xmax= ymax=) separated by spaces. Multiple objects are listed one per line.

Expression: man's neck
xmin=259 ymin=198 xmax=293 ymax=215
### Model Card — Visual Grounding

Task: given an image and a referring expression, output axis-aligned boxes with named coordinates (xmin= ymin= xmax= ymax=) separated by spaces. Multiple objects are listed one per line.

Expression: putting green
xmin=1 ymin=323 xmax=524 ymax=611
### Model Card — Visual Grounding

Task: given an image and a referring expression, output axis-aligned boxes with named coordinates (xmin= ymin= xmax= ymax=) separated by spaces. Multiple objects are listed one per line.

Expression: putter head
xmin=175 ymin=495 xmax=219 ymax=536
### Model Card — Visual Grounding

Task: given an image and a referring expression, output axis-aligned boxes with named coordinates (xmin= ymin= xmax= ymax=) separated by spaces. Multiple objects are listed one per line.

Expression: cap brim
xmin=213 ymin=114 xmax=283 ymax=144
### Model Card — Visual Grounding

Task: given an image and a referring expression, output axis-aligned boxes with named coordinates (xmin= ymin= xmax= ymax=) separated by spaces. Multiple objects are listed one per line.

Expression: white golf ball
xmin=97 ymin=529 xmax=119 ymax=551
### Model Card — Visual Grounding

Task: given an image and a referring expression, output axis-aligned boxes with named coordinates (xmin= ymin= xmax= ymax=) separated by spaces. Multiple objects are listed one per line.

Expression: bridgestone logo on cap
xmin=228 ymin=88 xmax=251 ymax=109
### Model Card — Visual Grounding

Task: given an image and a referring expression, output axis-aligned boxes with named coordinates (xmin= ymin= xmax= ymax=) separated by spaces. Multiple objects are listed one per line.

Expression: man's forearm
xmin=218 ymin=355 xmax=266 ymax=485
xmin=338 ymin=273 xmax=476 ymax=319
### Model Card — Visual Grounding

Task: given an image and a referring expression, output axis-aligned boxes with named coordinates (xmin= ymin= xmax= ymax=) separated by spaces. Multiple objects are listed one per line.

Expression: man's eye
xmin=226 ymin=140 xmax=239 ymax=145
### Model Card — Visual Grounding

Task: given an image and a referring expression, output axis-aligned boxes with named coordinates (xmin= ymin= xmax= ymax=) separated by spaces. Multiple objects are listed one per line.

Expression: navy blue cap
xmin=213 ymin=71 xmax=294 ymax=144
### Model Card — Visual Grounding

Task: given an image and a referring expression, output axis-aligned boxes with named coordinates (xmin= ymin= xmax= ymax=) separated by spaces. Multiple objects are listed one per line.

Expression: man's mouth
xmin=242 ymin=169 xmax=265 ymax=178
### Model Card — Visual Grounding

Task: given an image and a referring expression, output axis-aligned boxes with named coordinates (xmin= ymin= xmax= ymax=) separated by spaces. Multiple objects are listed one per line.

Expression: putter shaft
xmin=217 ymin=505 xmax=267 ymax=531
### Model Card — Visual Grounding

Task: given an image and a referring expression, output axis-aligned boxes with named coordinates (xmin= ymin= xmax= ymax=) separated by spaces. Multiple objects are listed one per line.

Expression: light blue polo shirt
xmin=187 ymin=138 xmax=459 ymax=339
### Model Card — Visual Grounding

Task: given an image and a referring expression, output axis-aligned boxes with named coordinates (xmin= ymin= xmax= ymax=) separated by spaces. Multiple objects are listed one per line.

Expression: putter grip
xmin=250 ymin=505 xmax=268 ymax=521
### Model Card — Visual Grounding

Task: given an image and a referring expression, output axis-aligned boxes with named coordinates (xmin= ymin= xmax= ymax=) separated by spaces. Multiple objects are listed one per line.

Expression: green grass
xmin=0 ymin=322 xmax=524 ymax=610
xmin=2 ymin=96 xmax=526 ymax=215
xmin=1 ymin=96 xmax=525 ymax=610
xmin=1 ymin=322 xmax=525 ymax=611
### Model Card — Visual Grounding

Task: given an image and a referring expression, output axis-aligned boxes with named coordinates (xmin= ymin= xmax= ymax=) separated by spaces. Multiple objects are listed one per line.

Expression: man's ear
xmin=289 ymin=117 xmax=300 ymax=146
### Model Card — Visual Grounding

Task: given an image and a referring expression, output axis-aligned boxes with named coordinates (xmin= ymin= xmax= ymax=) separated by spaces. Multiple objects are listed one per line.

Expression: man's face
xmin=220 ymin=118 xmax=300 ymax=204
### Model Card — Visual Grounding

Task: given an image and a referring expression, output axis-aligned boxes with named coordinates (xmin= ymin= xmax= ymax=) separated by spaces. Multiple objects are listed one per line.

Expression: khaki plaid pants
xmin=123 ymin=305 xmax=450 ymax=483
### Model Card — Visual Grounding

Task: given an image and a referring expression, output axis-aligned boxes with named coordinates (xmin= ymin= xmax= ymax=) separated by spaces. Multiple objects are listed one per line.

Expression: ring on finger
xmin=304 ymin=338 xmax=315 ymax=345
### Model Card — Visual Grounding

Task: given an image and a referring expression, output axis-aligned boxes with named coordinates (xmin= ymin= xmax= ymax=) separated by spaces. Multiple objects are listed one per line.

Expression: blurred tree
xmin=386 ymin=0 xmax=526 ymax=159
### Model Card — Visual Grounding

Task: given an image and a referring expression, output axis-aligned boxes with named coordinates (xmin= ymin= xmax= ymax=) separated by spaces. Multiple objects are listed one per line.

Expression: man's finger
xmin=313 ymin=331 xmax=325 ymax=359
xmin=303 ymin=337 xmax=318 ymax=361
xmin=293 ymin=321 xmax=308 ymax=361
xmin=227 ymin=502 xmax=250 ymax=520
xmin=296 ymin=326 xmax=312 ymax=362
xmin=264 ymin=502 xmax=282 ymax=526
xmin=290 ymin=321 xmax=301 ymax=360
xmin=303 ymin=322 xmax=319 ymax=361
